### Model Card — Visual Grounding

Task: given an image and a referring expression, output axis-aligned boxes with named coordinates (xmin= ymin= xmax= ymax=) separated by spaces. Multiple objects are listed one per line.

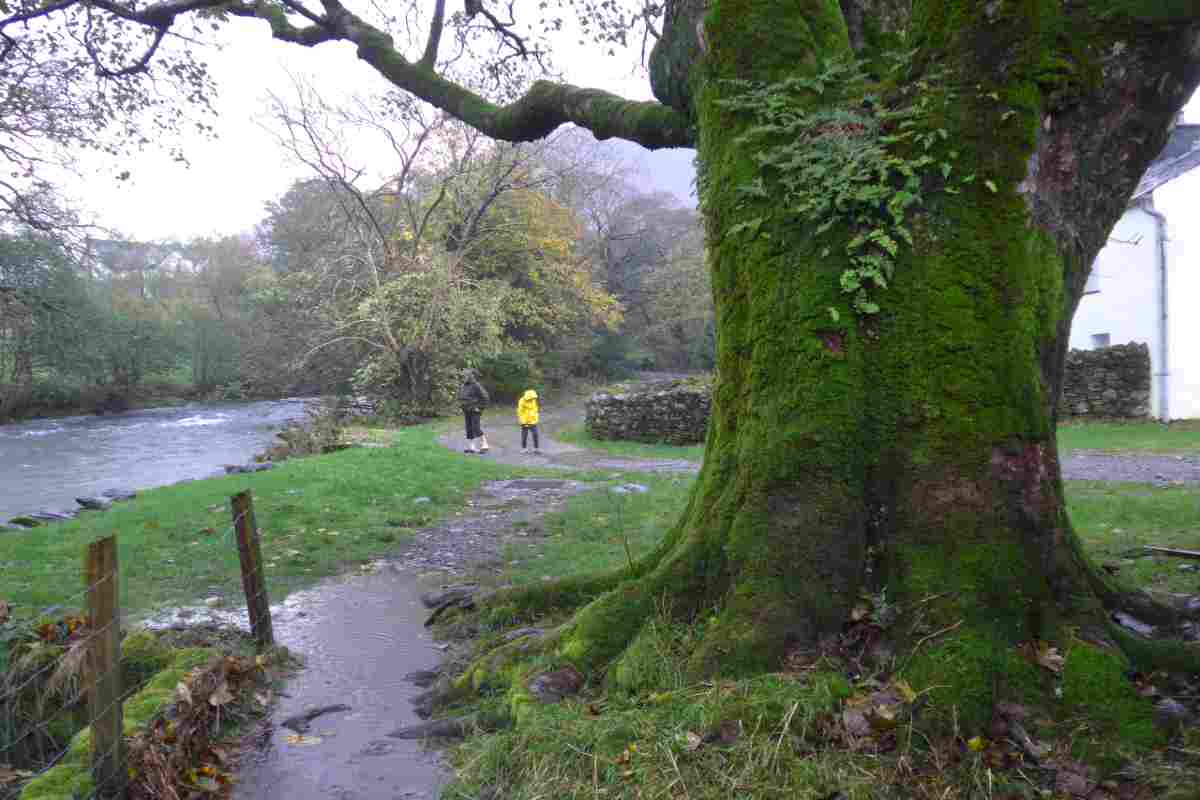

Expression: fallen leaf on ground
xmin=176 ymin=681 xmax=193 ymax=705
xmin=682 ymin=731 xmax=703 ymax=752
xmin=893 ymin=679 xmax=918 ymax=703
xmin=209 ymin=681 xmax=234 ymax=707
xmin=1035 ymin=643 xmax=1065 ymax=673
xmin=284 ymin=734 xmax=324 ymax=746
xmin=967 ymin=736 xmax=987 ymax=752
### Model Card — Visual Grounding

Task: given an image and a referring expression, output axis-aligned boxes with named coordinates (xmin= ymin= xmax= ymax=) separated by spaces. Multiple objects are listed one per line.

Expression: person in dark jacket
xmin=457 ymin=369 xmax=490 ymax=454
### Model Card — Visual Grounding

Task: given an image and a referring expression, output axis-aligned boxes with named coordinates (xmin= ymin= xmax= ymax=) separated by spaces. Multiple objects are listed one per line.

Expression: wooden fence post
xmin=231 ymin=491 xmax=274 ymax=649
xmin=85 ymin=535 xmax=123 ymax=799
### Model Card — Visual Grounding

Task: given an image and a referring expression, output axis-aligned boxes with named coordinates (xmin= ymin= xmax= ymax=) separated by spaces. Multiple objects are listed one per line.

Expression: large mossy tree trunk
xmin=472 ymin=0 xmax=1200 ymax=728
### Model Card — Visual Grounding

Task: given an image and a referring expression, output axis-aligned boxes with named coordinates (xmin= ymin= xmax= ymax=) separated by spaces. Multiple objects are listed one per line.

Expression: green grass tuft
xmin=1057 ymin=419 xmax=1200 ymax=454
xmin=556 ymin=424 xmax=705 ymax=462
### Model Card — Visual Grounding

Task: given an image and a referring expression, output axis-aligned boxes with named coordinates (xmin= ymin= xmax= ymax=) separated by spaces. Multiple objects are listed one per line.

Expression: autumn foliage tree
xmin=10 ymin=0 xmax=1200 ymax=732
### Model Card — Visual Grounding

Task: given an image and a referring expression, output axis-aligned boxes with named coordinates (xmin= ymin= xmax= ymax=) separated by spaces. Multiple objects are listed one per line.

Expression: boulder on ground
xmin=76 ymin=496 xmax=113 ymax=511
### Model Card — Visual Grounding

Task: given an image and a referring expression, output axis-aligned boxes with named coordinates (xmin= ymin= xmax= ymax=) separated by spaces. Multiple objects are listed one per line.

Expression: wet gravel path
xmin=1061 ymin=451 xmax=1200 ymax=484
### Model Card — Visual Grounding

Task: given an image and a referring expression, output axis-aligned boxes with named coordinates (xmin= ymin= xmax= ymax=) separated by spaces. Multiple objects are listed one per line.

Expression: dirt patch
xmin=391 ymin=479 xmax=594 ymax=576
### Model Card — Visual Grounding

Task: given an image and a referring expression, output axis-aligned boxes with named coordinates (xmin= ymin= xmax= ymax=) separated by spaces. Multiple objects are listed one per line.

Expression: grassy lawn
xmin=506 ymin=474 xmax=1198 ymax=604
xmin=560 ymin=418 xmax=1200 ymax=458
xmin=0 ymin=425 xmax=531 ymax=627
xmin=1057 ymin=418 xmax=1200 ymax=453
xmin=501 ymin=474 xmax=696 ymax=588
xmin=1068 ymin=481 xmax=1200 ymax=594
xmin=556 ymin=424 xmax=705 ymax=462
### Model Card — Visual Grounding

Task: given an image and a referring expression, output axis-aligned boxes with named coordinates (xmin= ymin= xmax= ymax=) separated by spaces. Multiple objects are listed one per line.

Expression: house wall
xmin=1151 ymin=172 xmax=1200 ymax=420
xmin=1069 ymin=206 xmax=1164 ymax=416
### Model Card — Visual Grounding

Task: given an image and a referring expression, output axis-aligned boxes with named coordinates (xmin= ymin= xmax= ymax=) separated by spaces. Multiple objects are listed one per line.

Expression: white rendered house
xmin=1070 ymin=123 xmax=1200 ymax=421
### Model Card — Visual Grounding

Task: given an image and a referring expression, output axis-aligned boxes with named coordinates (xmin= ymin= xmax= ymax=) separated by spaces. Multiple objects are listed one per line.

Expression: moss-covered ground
xmin=437 ymin=447 xmax=1200 ymax=799
xmin=12 ymin=626 xmax=286 ymax=800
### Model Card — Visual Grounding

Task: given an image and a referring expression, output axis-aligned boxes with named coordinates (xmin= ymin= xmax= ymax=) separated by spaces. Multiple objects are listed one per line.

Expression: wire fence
xmin=0 ymin=491 xmax=274 ymax=800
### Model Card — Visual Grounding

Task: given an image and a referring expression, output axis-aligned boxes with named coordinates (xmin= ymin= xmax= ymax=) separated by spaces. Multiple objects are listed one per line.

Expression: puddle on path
xmin=234 ymin=567 xmax=443 ymax=800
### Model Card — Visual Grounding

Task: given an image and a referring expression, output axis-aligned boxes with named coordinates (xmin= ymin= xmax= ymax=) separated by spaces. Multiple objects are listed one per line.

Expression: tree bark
xmin=464 ymin=0 xmax=1200 ymax=730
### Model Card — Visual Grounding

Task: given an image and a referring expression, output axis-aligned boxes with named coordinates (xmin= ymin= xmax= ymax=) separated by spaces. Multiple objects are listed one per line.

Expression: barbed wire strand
xmin=3 ymin=497 xmax=275 ymax=795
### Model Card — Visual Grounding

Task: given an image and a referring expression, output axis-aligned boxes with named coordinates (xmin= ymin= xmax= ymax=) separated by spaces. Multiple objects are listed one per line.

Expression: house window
xmin=1084 ymin=270 xmax=1100 ymax=294
xmin=1091 ymin=333 xmax=1111 ymax=349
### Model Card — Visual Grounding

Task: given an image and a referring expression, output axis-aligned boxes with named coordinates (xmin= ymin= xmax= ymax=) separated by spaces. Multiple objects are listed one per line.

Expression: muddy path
xmin=230 ymin=476 xmax=597 ymax=800
xmin=231 ymin=382 xmax=699 ymax=799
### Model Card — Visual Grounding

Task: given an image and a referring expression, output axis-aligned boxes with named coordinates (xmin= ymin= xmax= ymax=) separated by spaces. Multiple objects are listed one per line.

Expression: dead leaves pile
xmin=126 ymin=652 xmax=275 ymax=800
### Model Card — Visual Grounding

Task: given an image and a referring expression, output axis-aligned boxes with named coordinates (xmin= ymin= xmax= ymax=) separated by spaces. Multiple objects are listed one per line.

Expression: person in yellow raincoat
xmin=517 ymin=389 xmax=541 ymax=454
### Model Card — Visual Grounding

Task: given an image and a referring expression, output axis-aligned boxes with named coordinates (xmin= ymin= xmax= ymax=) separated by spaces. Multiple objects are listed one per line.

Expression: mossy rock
xmin=18 ymin=647 xmax=215 ymax=800
xmin=120 ymin=630 xmax=173 ymax=689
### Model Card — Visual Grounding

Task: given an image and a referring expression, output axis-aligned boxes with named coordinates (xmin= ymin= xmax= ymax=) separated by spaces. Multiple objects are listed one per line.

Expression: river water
xmin=0 ymin=399 xmax=309 ymax=524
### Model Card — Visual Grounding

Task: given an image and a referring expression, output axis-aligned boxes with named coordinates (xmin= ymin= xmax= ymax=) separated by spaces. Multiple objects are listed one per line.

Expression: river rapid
xmin=0 ymin=399 xmax=309 ymax=524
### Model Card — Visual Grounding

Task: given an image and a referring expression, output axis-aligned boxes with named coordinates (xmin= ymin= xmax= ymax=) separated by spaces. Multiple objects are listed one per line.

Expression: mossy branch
xmin=13 ymin=0 xmax=695 ymax=150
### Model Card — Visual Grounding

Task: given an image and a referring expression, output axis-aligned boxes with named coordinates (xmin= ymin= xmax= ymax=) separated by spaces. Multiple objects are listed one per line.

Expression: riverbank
xmin=0 ymin=382 xmax=305 ymax=425
xmin=0 ymin=398 xmax=315 ymax=524
xmin=0 ymin=425 xmax=539 ymax=629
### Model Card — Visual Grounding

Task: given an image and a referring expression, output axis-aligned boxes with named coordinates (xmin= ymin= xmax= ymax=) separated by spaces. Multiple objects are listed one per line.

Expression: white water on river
xmin=0 ymin=399 xmax=309 ymax=523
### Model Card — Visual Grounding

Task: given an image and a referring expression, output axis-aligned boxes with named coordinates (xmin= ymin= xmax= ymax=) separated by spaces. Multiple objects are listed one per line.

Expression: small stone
xmin=527 ymin=665 xmax=584 ymax=703
xmin=502 ymin=627 xmax=544 ymax=643
xmin=75 ymin=496 xmax=112 ymax=511
xmin=204 ymin=596 xmax=224 ymax=608
xmin=1153 ymin=698 xmax=1192 ymax=732
xmin=1054 ymin=769 xmax=1095 ymax=797
xmin=413 ymin=497 xmax=432 ymax=505
xmin=1111 ymin=611 xmax=1156 ymax=637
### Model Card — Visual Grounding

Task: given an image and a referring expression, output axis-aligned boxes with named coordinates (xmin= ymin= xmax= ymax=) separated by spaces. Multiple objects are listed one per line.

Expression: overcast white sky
xmin=66 ymin=14 xmax=697 ymax=243
xmin=65 ymin=16 xmax=1200 ymax=243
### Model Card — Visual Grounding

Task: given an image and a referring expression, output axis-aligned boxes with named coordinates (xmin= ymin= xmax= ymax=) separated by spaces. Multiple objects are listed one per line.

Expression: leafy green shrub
xmin=478 ymin=350 xmax=542 ymax=402
xmin=583 ymin=332 xmax=640 ymax=380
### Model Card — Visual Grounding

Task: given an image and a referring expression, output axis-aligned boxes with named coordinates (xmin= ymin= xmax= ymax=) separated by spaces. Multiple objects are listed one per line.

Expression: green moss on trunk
xmin=454 ymin=0 xmax=1199 ymax=756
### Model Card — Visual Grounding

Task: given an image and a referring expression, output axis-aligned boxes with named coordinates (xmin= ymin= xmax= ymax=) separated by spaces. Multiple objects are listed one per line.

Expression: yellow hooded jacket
xmin=517 ymin=390 xmax=540 ymax=425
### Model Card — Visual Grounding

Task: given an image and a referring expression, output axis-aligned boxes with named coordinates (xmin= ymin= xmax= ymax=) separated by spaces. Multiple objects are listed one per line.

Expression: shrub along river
xmin=0 ymin=399 xmax=309 ymax=524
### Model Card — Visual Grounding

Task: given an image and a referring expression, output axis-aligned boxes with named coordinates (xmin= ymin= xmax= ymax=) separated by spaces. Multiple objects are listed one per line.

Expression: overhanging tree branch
xmin=419 ymin=0 xmax=447 ymax=69
xmin=0 ymin=0 xmax=694 ymax=149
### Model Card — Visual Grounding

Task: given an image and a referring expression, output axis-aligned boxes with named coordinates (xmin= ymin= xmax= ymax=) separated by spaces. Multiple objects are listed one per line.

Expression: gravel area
xmin=1061 ymin=451 xmax=1200 ymax=484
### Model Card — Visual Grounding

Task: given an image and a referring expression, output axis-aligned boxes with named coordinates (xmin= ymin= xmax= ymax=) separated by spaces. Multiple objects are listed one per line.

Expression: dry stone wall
xmin=585 ymin=378 xmax=712 ymax=445
xmin=1060 ymin=343 xmax=1151 ymax=419
xmin=584 ymin=348 xmax=1148 ymax=442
